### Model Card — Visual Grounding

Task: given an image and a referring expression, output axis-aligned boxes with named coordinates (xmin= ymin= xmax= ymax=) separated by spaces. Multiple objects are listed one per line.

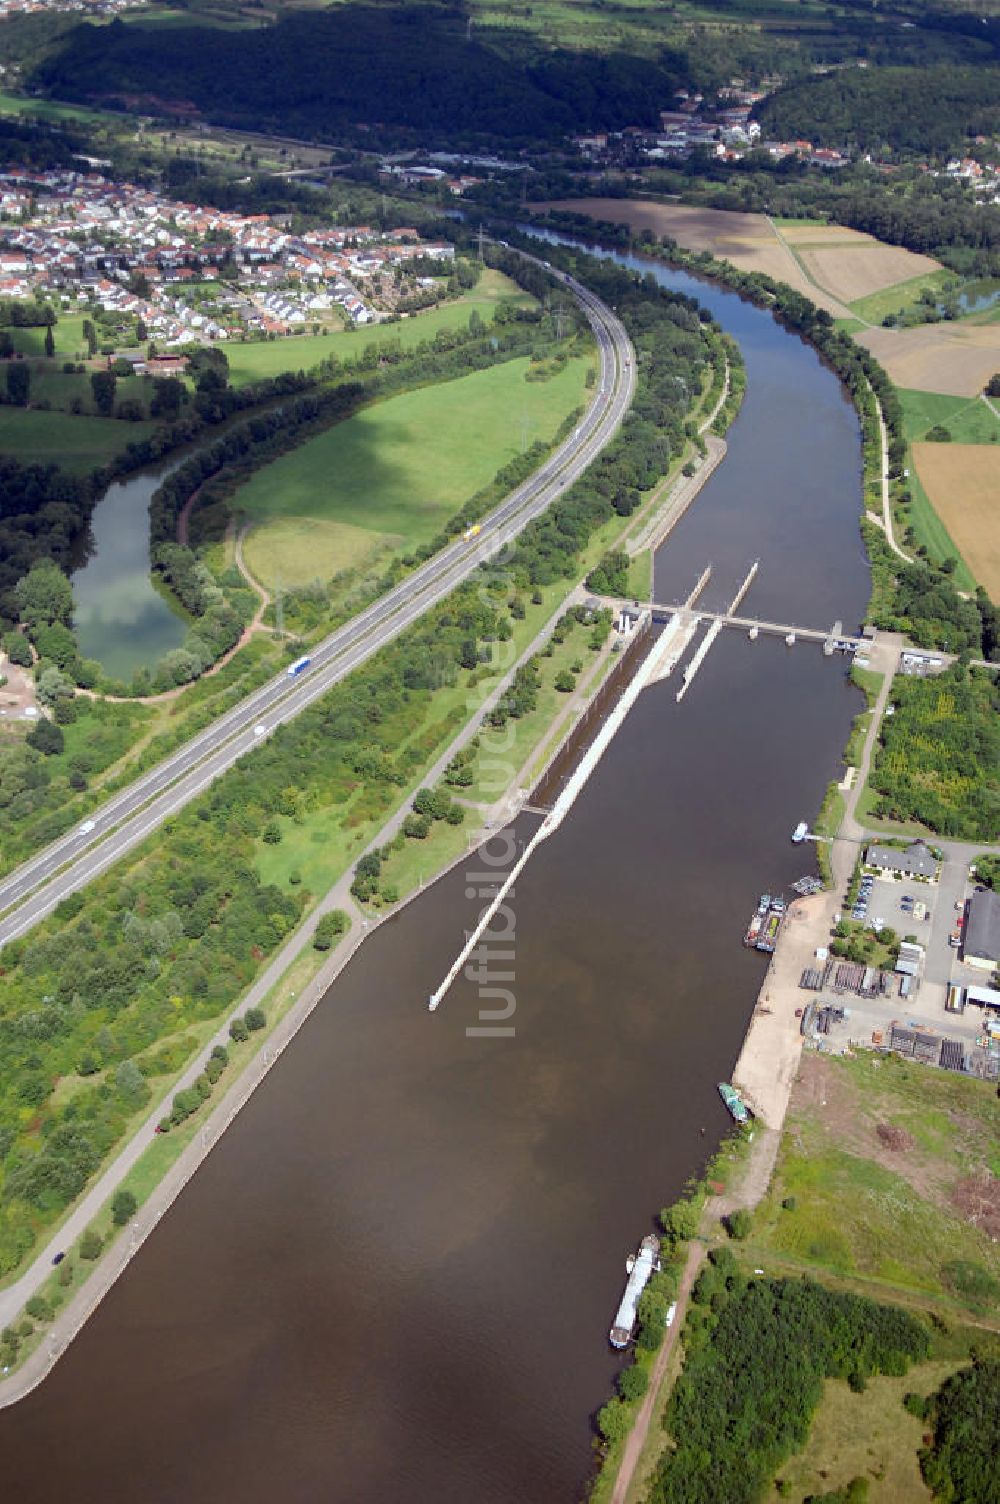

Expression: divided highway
xmin=0 ymin=259 xmax=635 ymax=946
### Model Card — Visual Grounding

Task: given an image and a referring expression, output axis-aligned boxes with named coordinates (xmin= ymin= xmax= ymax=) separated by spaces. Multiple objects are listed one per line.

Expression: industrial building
xmin=963 ymin=888 xmax=1000 ymax=972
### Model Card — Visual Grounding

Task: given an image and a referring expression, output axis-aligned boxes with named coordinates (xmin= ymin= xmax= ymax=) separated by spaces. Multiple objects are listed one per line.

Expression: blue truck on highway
xmin=287 ymin=655 xmax=311 ymax=677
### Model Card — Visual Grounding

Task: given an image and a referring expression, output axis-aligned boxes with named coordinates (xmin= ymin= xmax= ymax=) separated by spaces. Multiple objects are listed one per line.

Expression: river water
xmin=0 ymin=236 xmax=871 ymax=1501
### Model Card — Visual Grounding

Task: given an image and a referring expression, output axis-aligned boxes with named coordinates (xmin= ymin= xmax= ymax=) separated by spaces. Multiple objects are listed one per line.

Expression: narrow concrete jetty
xmin=426 ymin=570 xmax=712 ymax=1013
xmin=676 ymin=561 xmax=759 ymax=703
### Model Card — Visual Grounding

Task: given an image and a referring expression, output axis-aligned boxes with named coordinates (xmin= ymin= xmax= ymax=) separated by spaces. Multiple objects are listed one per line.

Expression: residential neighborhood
xmin=0 ymin=166 xmax=456 ymax=345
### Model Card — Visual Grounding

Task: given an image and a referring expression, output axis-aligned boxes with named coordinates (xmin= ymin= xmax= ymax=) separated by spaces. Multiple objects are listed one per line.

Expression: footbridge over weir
xmin=426 ymin=563 xmax=866 ymax=1015
xmin=634 ymin=601 xmax=864 ymax=653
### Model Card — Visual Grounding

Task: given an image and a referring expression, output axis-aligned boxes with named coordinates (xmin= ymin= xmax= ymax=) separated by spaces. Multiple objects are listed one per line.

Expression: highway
xmin=0 ymin=257 xmax=635 ymax=946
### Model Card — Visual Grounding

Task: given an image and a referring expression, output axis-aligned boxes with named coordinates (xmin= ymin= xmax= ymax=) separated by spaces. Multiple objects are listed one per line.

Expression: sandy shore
xmin=732 ymin=890 xmax=837 ymax=1128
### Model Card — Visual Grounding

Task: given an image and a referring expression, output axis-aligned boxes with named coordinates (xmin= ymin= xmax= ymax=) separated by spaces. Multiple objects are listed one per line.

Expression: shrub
xmin=597 ymin=1398 xmax=631 ymax=1445
xmin=726 ymin=1208 xmax=752 ymax=1241
xmin=25 ymin=1296 xmax=52 ymax=1321
xmin=617 ymin=1364 xmax=649 ymax=1402
xmin=229 ymin=1017 xmax=249 ymax=1043
xmin=245 ymin=1007 xmax=266 ymax=1032
xmin=111 ymin=1189 xmax=138 ymax=1226
xmin=313 ymin=909 xmax=349 ymax=950
xmin=79 ymin=1229 xmax=102 ymax=1261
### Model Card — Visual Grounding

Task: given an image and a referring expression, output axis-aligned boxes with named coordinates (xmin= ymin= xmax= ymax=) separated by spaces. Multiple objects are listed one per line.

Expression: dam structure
xmin=427 ymin=564 xmax=756 ymax=1014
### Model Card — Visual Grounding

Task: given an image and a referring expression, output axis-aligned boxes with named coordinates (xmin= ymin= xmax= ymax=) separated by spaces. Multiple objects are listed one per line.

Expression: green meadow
xmin=236 ymin=353 xmax=592 ymax=586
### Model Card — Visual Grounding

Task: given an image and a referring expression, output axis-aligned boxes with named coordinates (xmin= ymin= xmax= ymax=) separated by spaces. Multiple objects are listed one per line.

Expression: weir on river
xmin=427 ymin=560 xmax=772 ymax=1011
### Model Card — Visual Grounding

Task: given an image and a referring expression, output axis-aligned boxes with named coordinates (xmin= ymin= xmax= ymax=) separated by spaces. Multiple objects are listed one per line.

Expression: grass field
xmin=7 ymin=314 xmax=89 ymax=360
xmin=849 ymin=267 xmax=952 ymax=327
xmin=234 ymin=354 xmax=592 ymax=585
xmin=774 ymin=1360 xmax=957 ymax=1502
xmin=241 ymin=515 xmax=398 ymax=591
xmin=899 ymin=388 xmax=1000 ymax=445
xmin=902 ymin=453 xmax=977 ymax=590
xmin=912 ymin=441 xmax=1000 ymax=597
xmin=0 ymin=407 xmax=158 ymax=472
xmin=225 ymin=269 xmax=533 ymax=386
xmin=750 ymin=1052 xmax=1000 ymax=1308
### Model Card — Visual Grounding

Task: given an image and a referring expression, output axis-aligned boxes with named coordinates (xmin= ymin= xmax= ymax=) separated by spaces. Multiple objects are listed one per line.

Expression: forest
xmin=0 ymin=246 xmax=715 ymax=1279
xmin=868 ymin=663 xmax=1000 ymax=841
xmin=33 ymin=9 xmax=684 ymax=144
xmin=755 ymin=64 xmax=1000 ymax=157
xmin=651 ymin=1260 xmax=930 ymax=1504
xmin=919 ymin=1359 xmax=1000 ymax=1504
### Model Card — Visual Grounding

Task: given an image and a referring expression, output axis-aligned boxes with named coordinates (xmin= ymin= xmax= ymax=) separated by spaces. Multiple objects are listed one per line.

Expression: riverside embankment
xmin=0 ymin=236 xmax=872 ymax=1504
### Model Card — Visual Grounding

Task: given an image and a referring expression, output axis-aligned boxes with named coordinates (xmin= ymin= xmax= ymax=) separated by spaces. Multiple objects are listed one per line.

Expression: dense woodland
xmin=33 ymin=9 xmax=684 ymax=143
xmin=756 ymin=65 xmax=1000 ymax=156
xmin=651 ymin=1260 xmax=930 ymax=1504
xmin=868 ymin=664 xmax=1000 ymax=841
xmin=919 ymin=1359 xmax=1000 ymax=1503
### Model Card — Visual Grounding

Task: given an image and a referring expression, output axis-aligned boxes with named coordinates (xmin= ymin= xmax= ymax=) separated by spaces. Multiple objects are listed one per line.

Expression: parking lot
xmin=850 ymin=872 xmax=937 ymax=945
xmin=811 ymin=851 xmax=998 ymax=1075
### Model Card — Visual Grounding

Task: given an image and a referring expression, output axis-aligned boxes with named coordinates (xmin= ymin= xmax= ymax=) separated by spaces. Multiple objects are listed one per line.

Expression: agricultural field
xmin=750 ymin=1051 xmax=1000 ymax=1309
xmin=234 ymin=353 xmax=592 ymax=587
xmin=796 ymin=241 xmax=940 ymax=309
xmin=912 ymin=441 xmax=1000 ymax=597
xmin=898 ymin=387 xmax=1000 ymax=445
xmin=540 ymin=200 xmax=948 ymax=322
xmin=0 ymin=407 xmax=157 ymax=472
xmin=859 ymin=320 xmax=1000 ymax=398
xmin=225 ymin=268 xmax=533 ymax=386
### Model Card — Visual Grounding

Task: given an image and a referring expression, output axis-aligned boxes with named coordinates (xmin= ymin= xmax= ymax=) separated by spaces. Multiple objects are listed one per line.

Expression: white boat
xmin=792 ymin=821 xmax=808 ymax=843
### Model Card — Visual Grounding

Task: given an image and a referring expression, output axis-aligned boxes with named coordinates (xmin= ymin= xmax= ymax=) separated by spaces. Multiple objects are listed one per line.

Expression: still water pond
xmin=71 ymin=466 xmax=187 ymax=682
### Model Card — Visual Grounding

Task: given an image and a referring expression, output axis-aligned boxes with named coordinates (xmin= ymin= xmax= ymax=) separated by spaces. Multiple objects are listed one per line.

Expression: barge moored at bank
xmin=744 ymin=894 xmax=785 ymax=953
xmin=609 ymin=1234 xmax=660 ymax=1348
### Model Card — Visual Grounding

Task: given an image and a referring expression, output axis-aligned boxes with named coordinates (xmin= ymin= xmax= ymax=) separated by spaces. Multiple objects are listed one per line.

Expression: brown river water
xmin=0 ymin=238 xmax=871 ymax=1502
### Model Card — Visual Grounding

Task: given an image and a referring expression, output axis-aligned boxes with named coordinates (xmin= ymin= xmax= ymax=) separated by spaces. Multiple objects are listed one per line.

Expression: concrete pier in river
xmin=427 ymin=566 xmax=720 ymax=1013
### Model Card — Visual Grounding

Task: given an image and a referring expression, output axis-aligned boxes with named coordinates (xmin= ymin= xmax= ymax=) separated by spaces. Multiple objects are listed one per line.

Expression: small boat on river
xmin=718 ymin=1082 xmax=749 ymax=1124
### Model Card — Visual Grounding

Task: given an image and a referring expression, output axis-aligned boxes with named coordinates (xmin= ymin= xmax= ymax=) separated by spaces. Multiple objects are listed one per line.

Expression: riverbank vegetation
xmin=866 ymin=663 xmax=1000 ymax=841
xmin=0 ymin=246 xmax=717 ymax=1288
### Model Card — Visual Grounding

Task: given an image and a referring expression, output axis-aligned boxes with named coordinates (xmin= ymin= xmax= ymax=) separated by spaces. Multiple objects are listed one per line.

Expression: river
xmin=0 ymin=234 xmax=871 ymax=1501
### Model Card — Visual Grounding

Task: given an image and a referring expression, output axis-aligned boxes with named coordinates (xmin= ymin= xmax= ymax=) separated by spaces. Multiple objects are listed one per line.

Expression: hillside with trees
xmin=34 ymin=9 xmax=685 ymax=143
xmin=755 ymin=65 xmax=1000 ymax=156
